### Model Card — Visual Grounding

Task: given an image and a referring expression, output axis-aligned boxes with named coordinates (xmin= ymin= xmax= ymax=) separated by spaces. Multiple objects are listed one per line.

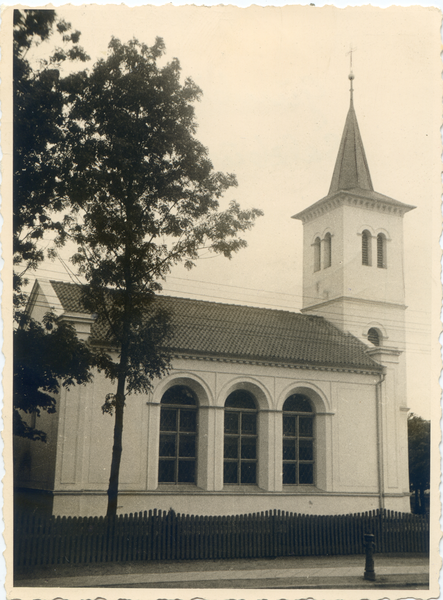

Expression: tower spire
xmin=328 ymin=64 xmax=373 ymax=194
xmin=348 ymin=47 xmax=355 ymax=105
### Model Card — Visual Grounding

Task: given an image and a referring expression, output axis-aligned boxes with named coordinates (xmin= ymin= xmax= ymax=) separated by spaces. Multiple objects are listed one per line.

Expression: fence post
xmin=364 ymin=533 xmax=376 ymax=580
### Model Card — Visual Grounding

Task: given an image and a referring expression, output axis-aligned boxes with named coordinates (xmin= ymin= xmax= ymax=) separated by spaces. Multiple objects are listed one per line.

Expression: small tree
xmin=63 ymin=37 xmax=263 ymax=516
xmin=408 ymin=413 xmax=430 ymax=514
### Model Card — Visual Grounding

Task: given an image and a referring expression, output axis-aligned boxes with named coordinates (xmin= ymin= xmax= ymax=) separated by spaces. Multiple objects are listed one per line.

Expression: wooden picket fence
xmin=14 ymin=508 xmax=428 ymax=568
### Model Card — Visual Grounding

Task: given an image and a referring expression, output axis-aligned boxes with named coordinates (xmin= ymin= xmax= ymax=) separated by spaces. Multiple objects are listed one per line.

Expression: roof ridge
xmin=52 ymin=280 xmax=321 ymax=320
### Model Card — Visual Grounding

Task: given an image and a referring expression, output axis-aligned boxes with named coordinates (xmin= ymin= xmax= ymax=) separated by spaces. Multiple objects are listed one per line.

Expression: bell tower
xmin=292 ymin=71 xmax=415 ymax=353
xmin=293 ymin=71 xmax=415 ymax=511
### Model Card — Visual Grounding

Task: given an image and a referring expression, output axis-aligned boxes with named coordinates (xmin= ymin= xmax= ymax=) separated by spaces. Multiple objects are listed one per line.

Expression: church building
xmin=15 ymin=73 xmax=414 ymax=517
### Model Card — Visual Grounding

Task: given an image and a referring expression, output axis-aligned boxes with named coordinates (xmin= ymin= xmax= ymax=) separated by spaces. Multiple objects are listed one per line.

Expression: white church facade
xmin=15 ymin=76 xmax=414 ymax=518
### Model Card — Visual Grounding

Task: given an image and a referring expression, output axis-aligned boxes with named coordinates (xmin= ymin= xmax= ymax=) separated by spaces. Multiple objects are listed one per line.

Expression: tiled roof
xmin=50 ymin=281 xmax=382 ymax=372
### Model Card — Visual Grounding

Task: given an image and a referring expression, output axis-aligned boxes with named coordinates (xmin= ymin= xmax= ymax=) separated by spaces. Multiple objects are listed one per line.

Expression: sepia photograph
xmin=3 ymin=4 xmax=441 ymax=598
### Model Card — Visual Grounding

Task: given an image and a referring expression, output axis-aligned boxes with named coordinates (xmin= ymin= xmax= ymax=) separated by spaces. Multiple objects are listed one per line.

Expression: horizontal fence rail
xmin=14 ymin=508 xmax=429 ymax=568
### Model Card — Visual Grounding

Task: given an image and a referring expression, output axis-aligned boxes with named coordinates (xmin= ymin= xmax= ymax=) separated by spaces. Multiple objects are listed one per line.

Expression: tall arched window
xmin=368 ymin=327 xmax=380 ymax=346
xmin=314 ymin=237 xmax=321 ymax=272
xmin=283 ymin=394 xmax=314 ymax=485
xmin=377 ymin=234 xmax=386 ymax=268
xmin=158 ymin=385 xmax=198 ymax=484
xmin=224 ymin=390 xmax=258 ymax=485
xmin=324 ymin=233 xmax=332 ymax=268
xmin=362 ymin=230 xmax=372 ymax=266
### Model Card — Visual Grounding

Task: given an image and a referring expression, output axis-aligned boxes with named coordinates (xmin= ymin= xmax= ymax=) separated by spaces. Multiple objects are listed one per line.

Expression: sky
xmin=15 ymin=4 xmax=442 ymax=420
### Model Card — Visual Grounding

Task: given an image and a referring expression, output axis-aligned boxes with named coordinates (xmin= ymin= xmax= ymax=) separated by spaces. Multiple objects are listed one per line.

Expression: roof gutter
xmin=376 ymin=370 xmax=387 ymax=510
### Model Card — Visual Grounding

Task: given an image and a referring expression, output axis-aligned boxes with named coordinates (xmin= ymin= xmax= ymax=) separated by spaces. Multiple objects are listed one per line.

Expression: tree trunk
xmin=106 ymin=375 xmax=126 ymax=517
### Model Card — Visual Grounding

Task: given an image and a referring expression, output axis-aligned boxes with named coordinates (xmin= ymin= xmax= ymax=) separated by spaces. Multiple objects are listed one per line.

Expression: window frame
xmin=223 ymin=391 xmax=258 ymax=486
xmin=282 ymin=394 xmax=315 ymax=486
xmin=158 ymin=385 xmax=198 ymax=485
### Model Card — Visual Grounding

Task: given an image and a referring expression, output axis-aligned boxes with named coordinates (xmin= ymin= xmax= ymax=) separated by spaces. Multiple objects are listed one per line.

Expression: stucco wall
xmin=40 ymin=355 xmax=410 ymax=517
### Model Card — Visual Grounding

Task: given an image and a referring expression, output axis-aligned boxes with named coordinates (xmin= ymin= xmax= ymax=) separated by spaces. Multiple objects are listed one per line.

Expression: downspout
xmin=375 ymin=369 xmax=386 ymax=510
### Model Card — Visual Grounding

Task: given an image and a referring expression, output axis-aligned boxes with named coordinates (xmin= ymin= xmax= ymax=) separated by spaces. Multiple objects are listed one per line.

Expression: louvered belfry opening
xmin=158 ymin=386 xmax=198 ymax=484
xmin=377 ymin=233 xmax=386 ymax=268
xmin=362 ymin=230 xmax=371 ymax=266
xmin=283 ymin=394 xmax=315 ymax=485
xmin=224 ymin=390 xmax=258 ymax=485
xmin=314 ymin=237 xmax=321 ymax=272
xmin=367 ymin=328 xmax=380 ymax=347
xmin=324 ymin=233 xmax=332 ymax=268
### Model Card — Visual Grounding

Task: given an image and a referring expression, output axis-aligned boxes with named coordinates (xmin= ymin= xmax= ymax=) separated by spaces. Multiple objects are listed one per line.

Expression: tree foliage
xmin=13 ymin=9 xmax=89 ymax=307
xmin=14 ymin=314 xmax=96 ymax=441
xmin=408 ymin=413 xmax=430 ymax=513
xmin=13 ymin=10 xmax=94 ymax=442
xmin=61 ymin=37 xmax=263 ymax=515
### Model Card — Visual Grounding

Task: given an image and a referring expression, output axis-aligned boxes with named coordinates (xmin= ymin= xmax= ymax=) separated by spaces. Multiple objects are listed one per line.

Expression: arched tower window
xmin=367 ymin=328 xmax=381 ymax=346
xmin=283 ymin=394 xmax=314 ymax=485
xmin=314 ymin=237 xmax=321 ymax=272
xmin=224 ymin=390 xmax=258 ymax=485
xmin=324 ymin=233 xmax=332 ymax=268
xmin=377 ymin=233 xmax=387 ymax=268
xmin=158 ymin=385 xmax=198 ymax=484
xmin=362 ymin=230 xmax=372 ymax=266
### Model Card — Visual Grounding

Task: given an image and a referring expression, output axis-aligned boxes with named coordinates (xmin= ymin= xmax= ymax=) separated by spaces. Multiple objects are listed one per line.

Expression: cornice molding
xmin=302 ymin=296 xmax=407 ymax=312
xmin=292 ymin=191 xmax=415 ymax=225
xmin=171 ymin=352 xmax=381 ymax=376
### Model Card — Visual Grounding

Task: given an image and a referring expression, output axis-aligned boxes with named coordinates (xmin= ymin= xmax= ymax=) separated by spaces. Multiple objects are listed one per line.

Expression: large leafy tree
xmin=13 ymin=10 xmax=94 ymax=441
xmin=408 ymin=413 xmax=430 ymax=514
xmin=63 ymin=37 xmax=263 ymax=516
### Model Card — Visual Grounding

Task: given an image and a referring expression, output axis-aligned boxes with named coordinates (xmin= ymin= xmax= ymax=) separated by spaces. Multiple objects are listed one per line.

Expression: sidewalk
xmin=15 ymin=553 xmax=429 ymax=589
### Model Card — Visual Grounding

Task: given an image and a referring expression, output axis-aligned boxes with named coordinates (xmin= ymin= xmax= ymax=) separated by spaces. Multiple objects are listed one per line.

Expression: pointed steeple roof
xmin=292 ymin=71 xmax=416 ymax=223
xmin=328 ymin=73 xmax=373 ymax=194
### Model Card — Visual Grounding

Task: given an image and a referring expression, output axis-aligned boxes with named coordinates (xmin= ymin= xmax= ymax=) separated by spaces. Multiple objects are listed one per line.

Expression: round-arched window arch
xmin=224 ymin=390 xmax=258 ymax=485
xmin=283 ymin=394 xmax=314 ymax=485
xmin=158 ymin=385 xmax=198 ymax=484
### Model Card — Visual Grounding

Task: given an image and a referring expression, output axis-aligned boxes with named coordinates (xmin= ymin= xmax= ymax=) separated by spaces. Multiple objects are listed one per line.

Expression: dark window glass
xmin=224 ymin=390 xmax=258 ymax=485
xmin=241 ymin=412 xmax=257 ymax=434
xmin=224 ymin=461 xmax=238 ymax=484
xmin=299 ymin=463 xmax=314 ymax=484
xmin=282 ymin=394 xmax=314 ymax=485
xmin=158 ymin=385 xmax=198 ymax=484
xmin=224 ymin=436 xmax=238 ymax=459
xmin=160 ymin=409 xmax=177 ymax=431
xmin=241 ymin=437 xmax=256 ymax=459
xmin=159 ymin=434 xmax=176 ymax=457
xmin=224 ymin=412 xmax=239 ymax=434
xmin=158 ymin=460 xmax=175 ymax=483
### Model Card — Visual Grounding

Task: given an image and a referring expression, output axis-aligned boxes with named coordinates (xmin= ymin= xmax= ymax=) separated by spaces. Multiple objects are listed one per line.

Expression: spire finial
xmin=347 ymin=46 xmax=356 ymax=104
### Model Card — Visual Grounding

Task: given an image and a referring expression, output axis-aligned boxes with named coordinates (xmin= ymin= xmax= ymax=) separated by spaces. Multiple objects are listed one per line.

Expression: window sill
xmin=156 ymin=483 xmax=202 ymax=492
xmin=282 ymin=484 xmax=322 ymax=493
xmin=222 ymin=484 xmax=263 ymax=493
